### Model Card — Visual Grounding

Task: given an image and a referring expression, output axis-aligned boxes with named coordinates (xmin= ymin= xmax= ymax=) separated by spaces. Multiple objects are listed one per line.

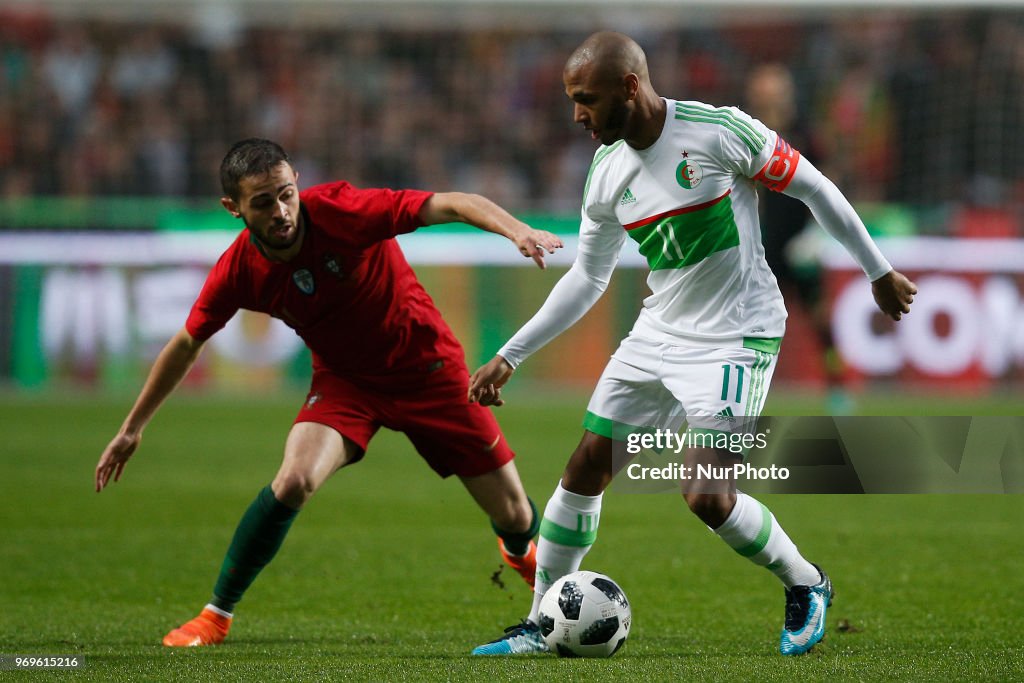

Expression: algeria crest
xmin=676 ymin=159 xmax=703 ymax=189
xmin=292 ymin=268 xmax=315 ymax=295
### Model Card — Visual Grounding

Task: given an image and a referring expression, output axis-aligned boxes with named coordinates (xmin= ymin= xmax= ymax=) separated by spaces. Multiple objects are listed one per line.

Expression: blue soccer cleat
xmin=779 ymin=564 xmax=833 ymax=655
xmin=471 ymin=620 xmax=549 ymax=655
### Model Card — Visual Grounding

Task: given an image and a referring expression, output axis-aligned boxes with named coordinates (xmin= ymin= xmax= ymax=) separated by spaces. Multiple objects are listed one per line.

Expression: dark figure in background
xmin=746 ymin=64 xmax=849 ymax=410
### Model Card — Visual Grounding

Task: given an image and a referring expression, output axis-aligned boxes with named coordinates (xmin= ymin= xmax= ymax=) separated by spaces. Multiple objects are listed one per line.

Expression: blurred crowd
xmin=1 ymin=8 xmax=1023 ymax=216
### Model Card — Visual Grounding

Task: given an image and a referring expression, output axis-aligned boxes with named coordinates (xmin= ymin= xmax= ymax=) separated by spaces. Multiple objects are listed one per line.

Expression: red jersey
xmin=186 ymin=181 xmax=465 ymax=387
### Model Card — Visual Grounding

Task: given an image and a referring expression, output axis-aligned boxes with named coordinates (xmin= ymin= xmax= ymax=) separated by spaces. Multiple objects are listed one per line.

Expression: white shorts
xmin=582 ymin=334 xmax=779 ymax=439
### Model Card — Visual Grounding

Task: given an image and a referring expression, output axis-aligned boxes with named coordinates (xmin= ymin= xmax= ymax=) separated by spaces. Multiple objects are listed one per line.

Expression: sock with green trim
xmin=210 ymin=485 xmax=299 ymax=613
xmin=492 ymin=497 xmax=539 ymax=556
xmin=713 ymin=492 xmax=818 ymax=587
xmin=526 ymin=481 xmax=602 ymax=624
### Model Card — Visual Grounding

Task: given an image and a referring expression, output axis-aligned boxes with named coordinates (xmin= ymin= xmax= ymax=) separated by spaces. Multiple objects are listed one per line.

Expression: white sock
xmin=527 ymin=481 xmax=603 ymax=624
xmin=204 ymin=603 xmax=233 ymax=619
xmin=713 ymin=492 xmax=820 ymax=588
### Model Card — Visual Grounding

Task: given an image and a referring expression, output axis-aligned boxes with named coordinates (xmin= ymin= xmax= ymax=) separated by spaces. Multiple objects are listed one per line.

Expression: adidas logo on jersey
xmin=619 ymin=187 xmax=637 ymax=205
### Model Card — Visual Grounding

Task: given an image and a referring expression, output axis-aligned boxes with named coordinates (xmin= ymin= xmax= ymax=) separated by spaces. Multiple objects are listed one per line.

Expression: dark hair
xmin=220 ymin=138 xmax=291 ymax=200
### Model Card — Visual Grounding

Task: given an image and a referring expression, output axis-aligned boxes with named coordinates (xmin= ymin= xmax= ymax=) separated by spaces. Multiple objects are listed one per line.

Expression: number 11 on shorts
xmin=720 ymin=364 xmax=744 ymax=403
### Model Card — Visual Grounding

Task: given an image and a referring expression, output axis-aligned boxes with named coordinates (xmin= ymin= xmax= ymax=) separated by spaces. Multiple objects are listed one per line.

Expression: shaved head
xmin=565 ymin=31 xmax=650 ymax=85
xmin=563 ymin=31 xmax=664 ymax=149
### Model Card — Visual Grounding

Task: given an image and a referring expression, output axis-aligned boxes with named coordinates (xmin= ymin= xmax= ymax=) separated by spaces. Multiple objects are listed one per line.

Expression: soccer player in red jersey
xmin=94 ymin=138 xmax=563 ymax=647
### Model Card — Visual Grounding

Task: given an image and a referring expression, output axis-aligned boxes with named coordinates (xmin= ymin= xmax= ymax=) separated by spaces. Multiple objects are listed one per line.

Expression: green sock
xmin=492 ymin=497 xmax=539 ymax=556
xmin=211 ymin=485 xmax=299 ymax=613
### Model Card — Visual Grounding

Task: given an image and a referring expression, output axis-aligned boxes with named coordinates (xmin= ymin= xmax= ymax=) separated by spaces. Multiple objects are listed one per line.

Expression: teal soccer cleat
xmin=471 ymin=620 xmax=549 ymax=655
xmin=779 ymin=564 xmax=833 ymax=655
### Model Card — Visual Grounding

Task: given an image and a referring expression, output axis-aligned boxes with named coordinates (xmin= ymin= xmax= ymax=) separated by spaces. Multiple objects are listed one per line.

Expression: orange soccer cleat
xmin=162 ymin=607 xmax=232 ymax=647
xmin=498 ymin=538 xmax=537 ymax=588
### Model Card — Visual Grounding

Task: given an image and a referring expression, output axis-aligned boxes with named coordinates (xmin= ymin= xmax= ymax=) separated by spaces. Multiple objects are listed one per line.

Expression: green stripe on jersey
xmin=582 ymin=140 xmax=625 ymax=205
xmin=675 ymin=103 xmax=766 ymax=155
xmin=627 ymin=194 xmax=739 ymax=270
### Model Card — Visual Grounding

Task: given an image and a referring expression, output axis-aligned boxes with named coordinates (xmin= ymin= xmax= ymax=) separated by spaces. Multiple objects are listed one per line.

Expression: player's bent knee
xmin=460 ymin=464 xmax=534 ymax=532
xmin=684 ymin=492 xmax=734 ymax=528
xmin=272 ymin=471 xmax=320 ymax=509
xmin=492 ymin=499 xmax=533 ymax=533
xmin=562 ymin=432 xmax=614 ymax=496
xmin=491 ymin=485 xmax=533 ymax=532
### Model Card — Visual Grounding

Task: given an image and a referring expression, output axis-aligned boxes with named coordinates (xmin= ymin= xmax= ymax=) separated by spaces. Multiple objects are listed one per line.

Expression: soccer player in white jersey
xmin=468 ymin=31 xmax=917 ymax=656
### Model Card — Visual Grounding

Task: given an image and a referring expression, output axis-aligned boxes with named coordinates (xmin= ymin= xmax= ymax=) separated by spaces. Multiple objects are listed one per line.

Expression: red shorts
xmin=294 ymin=362 xmax=514 ymax=478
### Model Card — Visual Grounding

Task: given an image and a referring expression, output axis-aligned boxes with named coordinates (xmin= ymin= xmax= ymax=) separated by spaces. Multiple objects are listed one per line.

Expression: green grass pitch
xmin=2 ymin=389 xmax=1022 ymax=681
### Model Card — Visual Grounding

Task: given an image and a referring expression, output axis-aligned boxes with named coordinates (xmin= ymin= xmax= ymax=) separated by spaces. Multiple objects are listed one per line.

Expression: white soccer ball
xmin=537 ymin=570 xmax=631 ymax=658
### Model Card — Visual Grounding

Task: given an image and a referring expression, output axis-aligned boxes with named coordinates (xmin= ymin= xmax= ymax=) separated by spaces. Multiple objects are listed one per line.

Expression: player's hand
xmin=871 ymin=269 xmax=917 ymax=321
xmin=511 ymin=225 xmax=563 ymax=270
xmin=468 ymin=355 xmax=515 ymax=406
xmin=95 ymin=431 xmax=141 ymax=492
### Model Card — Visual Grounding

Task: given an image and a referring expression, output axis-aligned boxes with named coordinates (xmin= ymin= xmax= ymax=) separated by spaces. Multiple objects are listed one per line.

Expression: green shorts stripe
xmin=744 ymin=351 xmax=772 ymax=419
xmin=742 ymin=337 xmax=782 ymax=354
xmin=582 ymin=411 xmax=647 ymax=441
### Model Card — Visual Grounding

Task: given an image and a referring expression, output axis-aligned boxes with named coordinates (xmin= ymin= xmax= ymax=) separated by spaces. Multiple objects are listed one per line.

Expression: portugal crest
xmin=292 ymin=268 xmax=315 ymax=295
xmin=323 ymin=253 xmax=344 ymax=279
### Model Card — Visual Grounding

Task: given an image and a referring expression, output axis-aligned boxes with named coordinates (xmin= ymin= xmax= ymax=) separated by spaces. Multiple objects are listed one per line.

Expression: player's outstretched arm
xmin=778 ymin=155 xmax=915 ymax=319
xmin=95 ymin=327 xmax=206 ymax=492
xmin=871 ymin=269 xmax=917 ymax=321
xmin=419 ymin=192 xmax=563 ymax=269
xmin=468 ymin=355 xmax=515 ymax=407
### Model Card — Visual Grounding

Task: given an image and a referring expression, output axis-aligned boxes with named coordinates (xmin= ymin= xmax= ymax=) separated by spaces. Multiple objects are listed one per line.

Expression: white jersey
xmin=580 ymin=98 xmax=792 ymax=348
xmin=498 ymin=98 xmax=890 ymax=370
